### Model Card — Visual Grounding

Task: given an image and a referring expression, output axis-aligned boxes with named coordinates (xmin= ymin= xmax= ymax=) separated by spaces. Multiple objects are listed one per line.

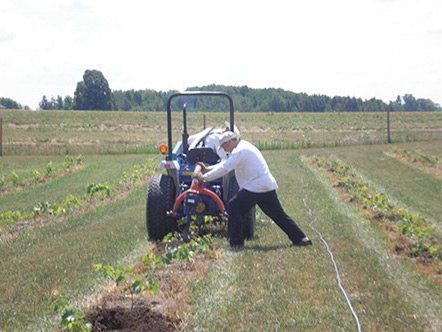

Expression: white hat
xmin=224 ymin=121 xmax=240 ymax=137
xmin=219 ymin=131 xmax=239 ymax=146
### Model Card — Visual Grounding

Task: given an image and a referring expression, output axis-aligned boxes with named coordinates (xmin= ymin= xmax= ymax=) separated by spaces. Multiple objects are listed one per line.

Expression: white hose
xmin=303 ymin=198 xmax=362 ymax=332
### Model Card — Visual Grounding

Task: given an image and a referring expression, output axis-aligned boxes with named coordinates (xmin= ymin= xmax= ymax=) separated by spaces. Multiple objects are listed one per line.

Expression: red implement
xmin=172 ymin=164 xmax=225 ymax=216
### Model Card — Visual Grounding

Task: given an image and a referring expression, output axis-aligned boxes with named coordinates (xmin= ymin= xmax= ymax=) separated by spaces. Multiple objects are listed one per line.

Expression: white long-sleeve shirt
xmin=202 ymin=140 xmax=278 ymax=193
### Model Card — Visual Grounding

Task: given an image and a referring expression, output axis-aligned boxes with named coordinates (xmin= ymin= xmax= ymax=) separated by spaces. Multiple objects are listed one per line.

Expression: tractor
xmin=146 ymin=91 xmax=256 ymax=242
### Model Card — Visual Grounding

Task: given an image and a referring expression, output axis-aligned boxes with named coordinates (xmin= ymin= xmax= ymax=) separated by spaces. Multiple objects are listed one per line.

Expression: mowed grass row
xmin=0 ymin=155 xmax=82 ymax=194
xmin=326 ymin=143 xmax=442 ymax=228
xmin=185 ymin=146 xmax=440 ymax=331
xmin=2 ymin=110 xmax=441 ymax=155
xmin=398 ymin=141 xmax=442 ymax=159
xmin=0 ymin=154 xmax=153 ymax=214
xmin=0 ymin=155 xmax=160 ymax=331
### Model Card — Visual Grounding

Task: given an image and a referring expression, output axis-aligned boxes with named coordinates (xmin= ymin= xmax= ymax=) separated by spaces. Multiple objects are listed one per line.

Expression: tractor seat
xmin=187 ymin=147 xmax=220 ymax=164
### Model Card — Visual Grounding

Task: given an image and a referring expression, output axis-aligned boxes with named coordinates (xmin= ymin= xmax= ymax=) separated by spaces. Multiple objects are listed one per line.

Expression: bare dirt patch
xmin=86 ymin=306 xmax=180 ymax=331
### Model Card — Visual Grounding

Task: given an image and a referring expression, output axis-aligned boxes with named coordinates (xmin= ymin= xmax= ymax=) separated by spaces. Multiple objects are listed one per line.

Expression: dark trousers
xmin=228 ymin=189 xmax=306 ymax=246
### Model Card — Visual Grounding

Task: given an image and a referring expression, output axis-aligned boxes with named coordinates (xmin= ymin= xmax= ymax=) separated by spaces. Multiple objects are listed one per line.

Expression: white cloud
xmin=0 ymin=0 xmax=441 ymax=109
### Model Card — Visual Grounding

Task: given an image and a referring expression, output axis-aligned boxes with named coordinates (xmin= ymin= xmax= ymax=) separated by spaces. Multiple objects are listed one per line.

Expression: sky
xmin=0 ymin=0 xmax=441 ymax=110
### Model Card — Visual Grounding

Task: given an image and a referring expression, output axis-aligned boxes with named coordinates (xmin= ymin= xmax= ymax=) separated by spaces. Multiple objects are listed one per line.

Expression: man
xmin=194 ymin=131 xmax=312 ymax=248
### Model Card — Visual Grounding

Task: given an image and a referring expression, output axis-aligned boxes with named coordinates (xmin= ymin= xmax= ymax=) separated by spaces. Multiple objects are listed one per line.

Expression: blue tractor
xmin=146 ymin=91 xmax=256 ymax=241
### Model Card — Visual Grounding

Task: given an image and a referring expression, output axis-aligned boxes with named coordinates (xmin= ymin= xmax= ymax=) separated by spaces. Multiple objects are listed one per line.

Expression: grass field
xmin=185 ymin=145 xmax=440 ymax=331
xmin=0 ymin=111 xmax=441 ymax=331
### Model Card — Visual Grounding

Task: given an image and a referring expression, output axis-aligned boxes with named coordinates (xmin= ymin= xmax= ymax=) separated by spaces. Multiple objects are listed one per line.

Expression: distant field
xmin=1 ymin=110 xmax=441 ymax=155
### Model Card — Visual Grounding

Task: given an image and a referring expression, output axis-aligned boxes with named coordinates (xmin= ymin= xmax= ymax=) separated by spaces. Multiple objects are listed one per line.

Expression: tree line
xmin=33 ymin=86 xmax=442 ymax=113
xmin=0 ymin=97 xmax=30 ymax=110
xmin=2 ymin=70 xmax=441 ymax=112
xmin=111 ymin=85 xmax=441 ymax=113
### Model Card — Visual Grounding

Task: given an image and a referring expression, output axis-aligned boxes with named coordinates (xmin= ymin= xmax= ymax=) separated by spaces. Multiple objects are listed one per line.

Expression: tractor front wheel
xmin=146 ymin=174 xmax=177 ymax=241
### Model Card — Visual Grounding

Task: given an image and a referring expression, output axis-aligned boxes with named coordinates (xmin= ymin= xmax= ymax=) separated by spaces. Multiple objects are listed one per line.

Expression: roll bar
xmin=166 ymin=91 xmax=234 ymax=160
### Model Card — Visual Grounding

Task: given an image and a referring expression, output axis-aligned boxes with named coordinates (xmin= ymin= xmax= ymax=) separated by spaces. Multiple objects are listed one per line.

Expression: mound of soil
xmin=84 ymin=229 xmax=219 ymax=331
xmin=86 ymin=306 xmax=181 ymax=332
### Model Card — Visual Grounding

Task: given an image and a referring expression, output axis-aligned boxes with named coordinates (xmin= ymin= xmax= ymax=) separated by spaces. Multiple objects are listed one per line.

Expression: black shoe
xmin=292 ymin=237 xmax=312 ymax=247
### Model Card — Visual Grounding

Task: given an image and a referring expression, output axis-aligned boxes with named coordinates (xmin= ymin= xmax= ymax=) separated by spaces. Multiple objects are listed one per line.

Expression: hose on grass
xmin=302 ymin=197 xmax=362 ymax=332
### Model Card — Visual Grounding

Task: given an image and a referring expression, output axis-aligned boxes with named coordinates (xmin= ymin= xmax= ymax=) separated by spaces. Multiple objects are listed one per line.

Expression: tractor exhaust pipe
xmin=182 ymin=104 xmax=189 ymax=155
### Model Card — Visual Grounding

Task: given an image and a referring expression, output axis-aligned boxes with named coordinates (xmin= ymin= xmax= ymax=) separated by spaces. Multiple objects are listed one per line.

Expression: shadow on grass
xmin=239 ymin=244 xmax=290 ymax=252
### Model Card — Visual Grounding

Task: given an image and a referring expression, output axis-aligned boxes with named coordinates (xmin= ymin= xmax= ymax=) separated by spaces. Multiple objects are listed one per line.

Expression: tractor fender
xmin=158 ymin=160 xmax=180 ymax=170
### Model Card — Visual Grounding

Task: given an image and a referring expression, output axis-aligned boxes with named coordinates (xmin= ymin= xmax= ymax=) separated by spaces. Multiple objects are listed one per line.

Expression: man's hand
xmin=192 ymin=170 xmax=204 ymax=182
xmin=196 ymin=162 xmax=208 ymax=171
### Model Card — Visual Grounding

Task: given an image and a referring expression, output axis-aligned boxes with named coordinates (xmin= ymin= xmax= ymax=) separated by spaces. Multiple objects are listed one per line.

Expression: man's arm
xmin=202 ymin=162 xmax=229 ymax=182
xmin=203 ymin=150 xmax=242 ymax=182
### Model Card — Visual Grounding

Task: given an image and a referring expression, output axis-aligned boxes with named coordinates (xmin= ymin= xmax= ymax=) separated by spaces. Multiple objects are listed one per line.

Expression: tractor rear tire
xmin=146 ymin=174 xmax=177 ymax=241
xmin=227 ymin=176 xmax=256 ymax=240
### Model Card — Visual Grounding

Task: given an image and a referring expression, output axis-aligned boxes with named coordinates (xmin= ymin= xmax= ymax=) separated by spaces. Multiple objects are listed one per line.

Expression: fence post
xmin=387 ymin=102 xmax=391 ymax=144
xmin=0 ymin=117 xmax=2 ymax=157
xmin=203 ymin=114 xmax=206 ymax=129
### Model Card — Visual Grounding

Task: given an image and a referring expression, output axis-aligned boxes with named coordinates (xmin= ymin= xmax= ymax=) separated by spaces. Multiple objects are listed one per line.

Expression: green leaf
xmin=92 ymin=263 xmax=102 ymax=272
